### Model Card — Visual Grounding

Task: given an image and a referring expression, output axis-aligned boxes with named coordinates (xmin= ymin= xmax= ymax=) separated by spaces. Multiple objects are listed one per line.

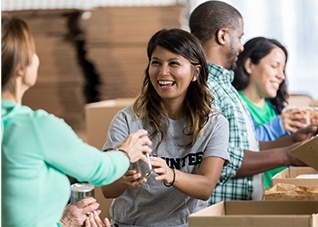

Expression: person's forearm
xmin=169 ymin=170 xmax=216 ymax=200
xmin=236 ymin=148 xmax=288 ymax=177
xmin=259 ymin=135 xmax=294 ymax=150
xmin=172 ymin=158 xmax=224 ymax=200
xmin=102 ymin=178 xmax=128 ymax=198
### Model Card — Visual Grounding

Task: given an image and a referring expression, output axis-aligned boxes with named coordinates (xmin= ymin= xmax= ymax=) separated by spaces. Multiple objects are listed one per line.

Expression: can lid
xmin=71 ymin=183 xmax=94 ymax=192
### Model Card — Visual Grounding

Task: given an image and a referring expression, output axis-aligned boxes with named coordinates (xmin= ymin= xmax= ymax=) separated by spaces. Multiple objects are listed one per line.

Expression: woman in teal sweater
xmin=1 ymin=15 xmax=152 ymax=227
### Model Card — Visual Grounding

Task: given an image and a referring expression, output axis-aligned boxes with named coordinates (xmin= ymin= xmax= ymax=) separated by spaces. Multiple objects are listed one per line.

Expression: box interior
xmin=272 ymin=167 xmax=318 ymax=187
xmin=191 ymin=201 xmax=318 ymax=216
xmin=189 ymin=201 xmax=318 ymax=227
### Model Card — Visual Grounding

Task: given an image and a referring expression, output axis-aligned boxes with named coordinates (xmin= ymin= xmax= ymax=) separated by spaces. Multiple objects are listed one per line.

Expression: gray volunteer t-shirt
xmin=103 ymin=106 xmax=230 ymax=227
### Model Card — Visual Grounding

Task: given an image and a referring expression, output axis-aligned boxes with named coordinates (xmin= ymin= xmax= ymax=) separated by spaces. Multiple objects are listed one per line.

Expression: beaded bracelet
xmin=164 ymin=168 xmax=176 ymax=187
xmin=104 ymin=148 xmax=131 ymax=163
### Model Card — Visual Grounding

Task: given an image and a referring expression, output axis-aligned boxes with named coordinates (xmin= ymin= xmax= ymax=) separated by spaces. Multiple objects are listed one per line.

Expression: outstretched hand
xmin=122 ymin=169 xmax=148 ymax=187
xmin=292 ymin=124 xmax=318 ymax=143
xmin=285 ymin=142 xmax=307 ymax=166
xmin=84 ymin=211 xmax=111 ymax=227
xmin=151 ymin=156 xmax=174 ymax=185
xmin=117 ymin=129 xmax=152 ymax=163
xmin=60 ymin=197 xmax=100 ymax=227
xmin=280 ymin=109 xmax=309 ymax=133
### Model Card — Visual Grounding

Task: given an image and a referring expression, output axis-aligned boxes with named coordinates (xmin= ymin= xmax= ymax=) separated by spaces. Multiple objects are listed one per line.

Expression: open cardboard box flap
xmin=291 ymin=136 xmax=318 ymax=171
xmin=188 ymin=201 xmax=318 ymax=227
xmin=271 ymin=167 xmax=318 ymax=187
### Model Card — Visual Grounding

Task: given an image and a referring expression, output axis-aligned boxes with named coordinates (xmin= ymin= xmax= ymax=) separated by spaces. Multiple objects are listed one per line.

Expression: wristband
xmin=164 ymin=168 xmax=175 ymax=187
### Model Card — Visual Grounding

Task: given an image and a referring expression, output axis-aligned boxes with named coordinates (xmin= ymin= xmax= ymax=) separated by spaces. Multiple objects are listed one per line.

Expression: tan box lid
xmin=291 ymin=136 xmax=318 ymax=171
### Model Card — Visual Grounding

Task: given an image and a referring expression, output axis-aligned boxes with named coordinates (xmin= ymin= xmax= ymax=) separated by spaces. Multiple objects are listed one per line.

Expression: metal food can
xmin=129 ymin=153 xmax=152 ymax=180
xmin=70 ymin=183 xmax=95 ymax=204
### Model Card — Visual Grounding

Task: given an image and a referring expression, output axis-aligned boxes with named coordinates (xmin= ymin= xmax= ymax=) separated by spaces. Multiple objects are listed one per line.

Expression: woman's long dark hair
xmin=232 ymin=37 xmax=288 ymax=114
xmin=133 ymin=28 xmax=213 ymax=148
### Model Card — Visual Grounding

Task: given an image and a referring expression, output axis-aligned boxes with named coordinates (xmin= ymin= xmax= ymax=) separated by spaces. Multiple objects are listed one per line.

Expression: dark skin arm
xmin=236 ymin=124 xmax=318 ymax=177
xmin=260 ymin=124 xmax=318 ymax=150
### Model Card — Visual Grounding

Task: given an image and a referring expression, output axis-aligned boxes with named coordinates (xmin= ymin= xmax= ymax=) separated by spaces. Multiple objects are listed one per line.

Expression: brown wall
xmin=4 ymin=5 xmax=186 ymax=130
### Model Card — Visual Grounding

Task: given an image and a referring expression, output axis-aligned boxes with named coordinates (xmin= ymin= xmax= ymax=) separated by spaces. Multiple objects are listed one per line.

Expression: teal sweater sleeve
xmin=1 ymin=102 xmax=130 ymax=226
xmin=35 ymin=111 xmax=130 ymax=186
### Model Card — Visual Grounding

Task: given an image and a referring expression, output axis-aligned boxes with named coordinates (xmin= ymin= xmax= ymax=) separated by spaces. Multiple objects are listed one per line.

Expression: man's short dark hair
xmin=189 ymin=0 xmax=242 ymax=44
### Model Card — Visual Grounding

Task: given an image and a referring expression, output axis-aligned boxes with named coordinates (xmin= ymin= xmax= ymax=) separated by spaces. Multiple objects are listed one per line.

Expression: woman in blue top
xmin=232 ymin=37 xmax=309 ymax=187
xmin=1 ymin=15 xmax=152 ymax=227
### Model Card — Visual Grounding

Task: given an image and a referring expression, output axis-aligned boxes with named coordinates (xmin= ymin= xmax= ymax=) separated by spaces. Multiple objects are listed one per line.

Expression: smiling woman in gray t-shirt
xmin=101 ymin=28 xmax=230 ymax=227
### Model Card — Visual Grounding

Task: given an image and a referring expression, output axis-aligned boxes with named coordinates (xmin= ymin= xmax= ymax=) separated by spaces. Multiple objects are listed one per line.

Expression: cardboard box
xmin=310 ymin=100 xmax=318 ymax=107
xmin=188 ymin=201 xmax=318 ymax=227
xmin=291 ymin=135 xmax=318 ymax=171
xmin=271 ymin=136 xmax=318 ymax=187
xmin=287 ymin=94 xmax=313 ymax=107
xmin=85 ymin=98 xmax=135 ymax=149
xmin=272 ymin=167 xmax=318 ymax=187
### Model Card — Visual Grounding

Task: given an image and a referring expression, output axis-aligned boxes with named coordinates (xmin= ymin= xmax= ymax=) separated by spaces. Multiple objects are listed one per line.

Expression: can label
xmin=70 ymin=183 xmax=95 ymax=204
